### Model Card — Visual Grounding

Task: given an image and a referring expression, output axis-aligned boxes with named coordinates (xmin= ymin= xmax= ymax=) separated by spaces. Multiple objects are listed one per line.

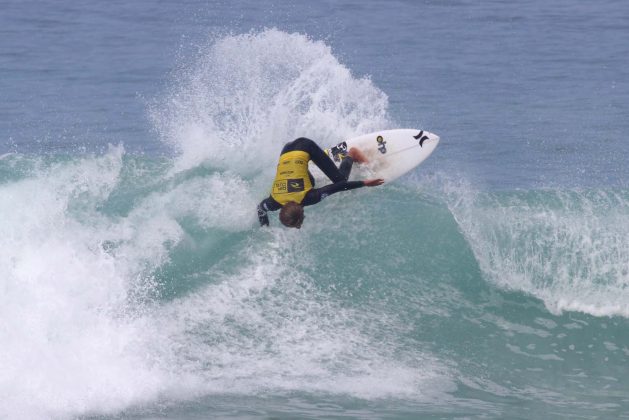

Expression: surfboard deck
xmin=316 ymin=129 xmax=439 ymax=183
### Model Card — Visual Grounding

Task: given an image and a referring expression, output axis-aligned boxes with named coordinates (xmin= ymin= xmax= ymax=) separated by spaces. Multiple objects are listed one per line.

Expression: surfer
xmin=257 ymin=137 xmax=383 ymax=228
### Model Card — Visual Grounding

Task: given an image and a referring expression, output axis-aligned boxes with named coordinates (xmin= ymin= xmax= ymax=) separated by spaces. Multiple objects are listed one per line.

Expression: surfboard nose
xmin=417 ymin=133 xmax=439 ymax=162
xmin=424 ymin=133 xmax=439 ymax=149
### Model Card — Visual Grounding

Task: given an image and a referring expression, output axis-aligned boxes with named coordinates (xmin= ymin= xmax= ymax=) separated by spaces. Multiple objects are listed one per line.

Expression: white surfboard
xmin=317 ymin=129 xmax=439 ymax=183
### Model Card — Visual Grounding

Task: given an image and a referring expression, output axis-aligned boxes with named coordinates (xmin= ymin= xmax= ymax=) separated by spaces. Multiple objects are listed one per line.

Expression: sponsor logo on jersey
xmin=274 ymin=180 xmax=287 ymax=192
xmin=287 ymin=179 xmax=305 ymax=192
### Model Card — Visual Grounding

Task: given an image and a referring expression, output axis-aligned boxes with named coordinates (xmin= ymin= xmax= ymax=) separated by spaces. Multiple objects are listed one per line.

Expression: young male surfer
xmin=257 ymin=137 xmax=383 ymax=228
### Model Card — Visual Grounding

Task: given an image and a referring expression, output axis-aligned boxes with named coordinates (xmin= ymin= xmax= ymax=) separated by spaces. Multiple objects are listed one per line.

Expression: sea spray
xmin=149 ymin=29 xmax=390 ymax=177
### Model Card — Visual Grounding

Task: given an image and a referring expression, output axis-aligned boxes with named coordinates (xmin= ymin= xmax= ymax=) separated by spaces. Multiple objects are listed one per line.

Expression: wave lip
xmin=448 ymin=185 xmax=629 ymax=317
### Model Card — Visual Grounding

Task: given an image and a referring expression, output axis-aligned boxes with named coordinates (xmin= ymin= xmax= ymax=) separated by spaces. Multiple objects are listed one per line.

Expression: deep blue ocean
xmin=2 ymin=1 xmax=629 ymax=419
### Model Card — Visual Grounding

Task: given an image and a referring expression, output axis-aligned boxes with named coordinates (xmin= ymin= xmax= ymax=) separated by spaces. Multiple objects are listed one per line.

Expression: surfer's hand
xmin=363 ymin=179 xmax=384 ymax=187
xmin=257 ymin=204 xmax=270 ymax=226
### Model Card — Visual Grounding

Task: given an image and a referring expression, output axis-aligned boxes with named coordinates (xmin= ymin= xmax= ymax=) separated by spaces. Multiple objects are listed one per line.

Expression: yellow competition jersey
xmin=270 ymin=150 xmax=312 ymax=205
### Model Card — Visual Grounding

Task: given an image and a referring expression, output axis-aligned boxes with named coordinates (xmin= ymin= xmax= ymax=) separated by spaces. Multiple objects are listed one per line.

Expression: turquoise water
xmin=2 ymin=1 xmax=629 ymax=419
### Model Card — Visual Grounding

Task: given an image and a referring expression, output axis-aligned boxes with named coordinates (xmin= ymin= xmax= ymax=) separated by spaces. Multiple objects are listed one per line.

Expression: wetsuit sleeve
xmin=301 ymin=180 xmax=365 ymax=206
xmin=257 ymin=196 xmax=281 ymax=226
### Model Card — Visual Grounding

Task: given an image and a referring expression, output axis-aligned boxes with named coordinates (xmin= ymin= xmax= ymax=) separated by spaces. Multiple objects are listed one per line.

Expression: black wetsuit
xmin=257 ymin=137 xmax=365 ymax=226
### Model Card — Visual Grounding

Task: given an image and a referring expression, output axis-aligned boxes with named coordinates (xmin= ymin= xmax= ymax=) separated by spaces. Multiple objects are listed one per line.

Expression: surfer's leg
xmin=280 ymin=138 xmax=299 ymax=154
xmin=338 ymin=156 xmax=354 ymax=180
xmin=292 ymin=137 xmax=346 ymax=183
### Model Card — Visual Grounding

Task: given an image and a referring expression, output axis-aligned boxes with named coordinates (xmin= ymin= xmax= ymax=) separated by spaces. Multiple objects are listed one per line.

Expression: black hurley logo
xmin=413 ymin=131 xmax=429 ymax=147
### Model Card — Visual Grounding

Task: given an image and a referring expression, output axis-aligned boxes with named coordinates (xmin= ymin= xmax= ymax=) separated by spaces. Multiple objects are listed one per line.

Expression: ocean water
xmin=1 ymin=1 xmax=629 ymax=419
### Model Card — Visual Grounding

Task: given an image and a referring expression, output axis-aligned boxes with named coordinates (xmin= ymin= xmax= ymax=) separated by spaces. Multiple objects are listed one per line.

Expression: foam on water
xmin=0 ymin=153 xmax=454 ymax=418
xmin=0 ymin=146 xmax=171 ymax=418
xmin=145 ymin=229 xmax=454 ymax=399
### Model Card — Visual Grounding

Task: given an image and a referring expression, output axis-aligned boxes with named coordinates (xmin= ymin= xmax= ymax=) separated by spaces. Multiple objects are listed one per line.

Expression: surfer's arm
xmin=289 ymin=137 xmax=348 ymax=183
xmin=257 ymin=197 xmax=281 ymax=226
xmin=301 ymin=180 xmax=366 ymax=206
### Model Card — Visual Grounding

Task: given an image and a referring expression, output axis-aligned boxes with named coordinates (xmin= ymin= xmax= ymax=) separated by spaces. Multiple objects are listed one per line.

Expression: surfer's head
xmin=279 ymin=201 xmax=305 ymax=229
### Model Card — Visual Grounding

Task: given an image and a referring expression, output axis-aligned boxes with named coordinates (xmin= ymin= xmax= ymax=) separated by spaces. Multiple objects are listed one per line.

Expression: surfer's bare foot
xmin=348 ymin=147 xmax=368 ymax=163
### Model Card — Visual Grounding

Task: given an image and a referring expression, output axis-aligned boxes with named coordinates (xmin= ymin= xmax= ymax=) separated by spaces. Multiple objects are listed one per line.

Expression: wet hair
xmin=279 ymin=201 xmax=304 ymax=228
